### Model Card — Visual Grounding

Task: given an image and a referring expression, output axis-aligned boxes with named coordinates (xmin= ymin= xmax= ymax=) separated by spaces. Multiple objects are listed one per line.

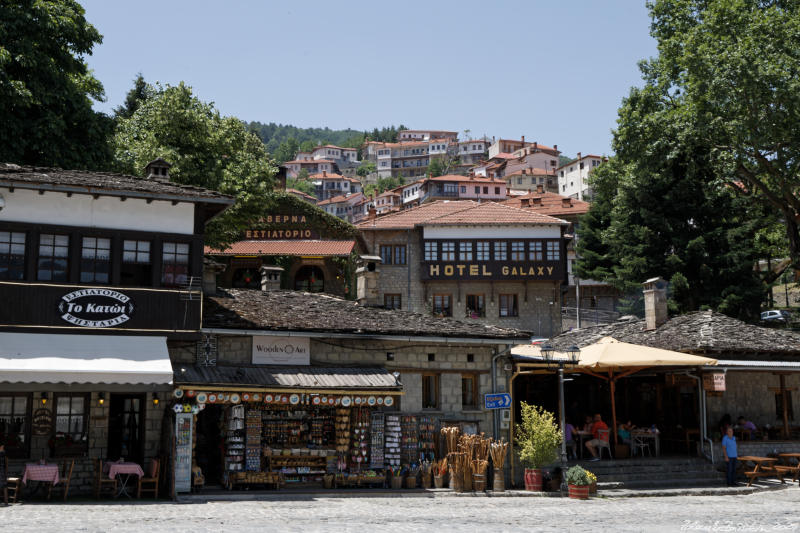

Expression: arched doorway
xmin=231 ymin=268 xmax=261 ymax=289
xmin=294 ymin=265 xmax=324 ymax=293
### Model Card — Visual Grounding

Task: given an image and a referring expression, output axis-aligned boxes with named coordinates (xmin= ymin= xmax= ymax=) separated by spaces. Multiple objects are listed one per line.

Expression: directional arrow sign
xmin=484 ymin=393 xmax=512 ymax=410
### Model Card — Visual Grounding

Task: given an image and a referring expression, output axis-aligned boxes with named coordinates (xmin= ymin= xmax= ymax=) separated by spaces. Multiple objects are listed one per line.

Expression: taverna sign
xmin=58 ymin=289 xmax=134 ymax=327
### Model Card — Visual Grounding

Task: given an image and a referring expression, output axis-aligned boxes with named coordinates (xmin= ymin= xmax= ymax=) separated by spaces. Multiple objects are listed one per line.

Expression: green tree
xmin=113 ymin=82 xmax=276 ymax=248
xmin=113 ymin=73 xmax=151 ymax=120
xmin=576 ymin=83 xmax=766 ymax=319
xmin=0 ymin=0 xmax=113 ymax=169
xmin=428 ymin=158 xmax=445 ymax=177
xmin=273 ymin=137 xmax=299 ymax=165
xmin=645 ymin=0 xmax=800 ymax=268
xmin=515 ymin=403 xmax=562 ymax=470
xmin=356 ymin=161 xmax=376 ymax=178
xmin=286 ymin=175 xmax=314 ymax=195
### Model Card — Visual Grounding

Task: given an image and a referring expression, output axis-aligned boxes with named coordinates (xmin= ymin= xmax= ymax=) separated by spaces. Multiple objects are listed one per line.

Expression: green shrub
xmin=515 ymin=402 xmax=562 ymax=469
xmin=566 ymin=465 xmax=590 ymax=486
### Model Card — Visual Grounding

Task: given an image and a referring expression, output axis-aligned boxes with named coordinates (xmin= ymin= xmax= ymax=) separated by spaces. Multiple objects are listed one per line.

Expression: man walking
xmin=722 ymin=426 xmax=738 ymax=486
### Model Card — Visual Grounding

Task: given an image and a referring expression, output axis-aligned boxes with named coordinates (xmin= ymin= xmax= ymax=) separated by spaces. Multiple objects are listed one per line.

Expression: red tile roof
xmin=492 ymin=153 xmax=517 ymax=160
xmin=504 ymin=168 xmax=555 ymax=177
xmin=317 ymin=192 xmax=364 ymax=206
xmin=356 ymin=200 xmax=565 ymax=230
xmin=285 ymin=159 xmax=335 ymax=165
xmin=428 ymin=174 xmax=505 ymax=184
xmin=309 ymin=172 xmax=360 ymax=183
xmin=501 ymin=191 xmax=591 ymax=217
xmin=422 ymin=201 xmax=566 ymax=226
xmin=285 ymin=188 xmax=316 ymax=200
xmin=205 ymin=240 xmax=356 ymax=256
xmin=556 ymin=154 xmax=605 ymax=170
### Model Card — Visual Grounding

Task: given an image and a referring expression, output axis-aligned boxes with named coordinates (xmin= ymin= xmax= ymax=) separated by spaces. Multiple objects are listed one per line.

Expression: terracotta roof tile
xmin=504 ymin=168 xmax=555 ymax=177
xmin=285 ymin=159 xmax=335 ymax=165
xmin=205 ymin=240 xmax=355 ymax=256
xmin=317 ymin=192 xmax=364 ymax=206
xmin=356 ymin=201 xmax=478 ymax=229
xmin=422 ymin=201 xmax=567 ymax=226
xmin=502 ymin=191 xmax=591 ymax=216
xmin=428 ymin=174 xmax=505 ymax=184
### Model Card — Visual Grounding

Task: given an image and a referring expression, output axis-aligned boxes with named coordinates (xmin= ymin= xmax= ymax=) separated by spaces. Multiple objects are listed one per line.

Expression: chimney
xmin=522 ymin=169 xmax=526 ymax=175
xmin=145 ymin=158 xmax=171 ymax=180
xmin=520 ymin=198 xmax=530 ymax=207
xmin=260 ymin=265 xmax=284 ymax=291
xmin=536 ymin=184 xmax=544 ymax=194
xmin=368 ymin=207 xmax=377 ymax=220
xmin=533 ymin=142 xmax=538 ymax=150
xmin=642 ymin=277 xmax=668 ymax=330
xmin=521 ymin=135 xmax=525 ymax=144
xmin=577 ymin=152 xmax=582 ymax=161
xmin=202 ymin=257 xmax=226 ymax=295
xmin=322 ymin=170 xmax=327 ymax=177
xmin=554 ymin=144 xmax=558 ymax=151
xmin=561 ymin=198 xmax=572 ymax=208
xmin=532 ymin=197 xmax=542 ymax=206
xmin=356 ymin=255 xmax=382 ymax=306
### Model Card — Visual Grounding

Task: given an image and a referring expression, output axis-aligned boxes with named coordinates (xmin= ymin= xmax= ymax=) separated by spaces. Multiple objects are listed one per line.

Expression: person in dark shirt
xmin=0 ymin=443 xmax=8 ymax=506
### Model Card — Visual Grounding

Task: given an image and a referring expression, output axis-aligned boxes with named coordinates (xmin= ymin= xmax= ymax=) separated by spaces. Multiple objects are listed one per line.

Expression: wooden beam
xmin=781 ymin=374 xmax=790 ymax=439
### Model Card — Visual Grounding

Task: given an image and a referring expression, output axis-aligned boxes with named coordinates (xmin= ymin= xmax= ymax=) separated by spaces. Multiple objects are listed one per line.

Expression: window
xmin=476 ymin=241 xmax=490 ymax=261
xmin=517 ymin=177 xmax=523 ymax=185
xmin=483 ymin=187 xmax=488 ymax=194
xmin=441 ymin=242 xmax=455 ymax=261
xmin=37 ymin=233 xmax=69 ymax=281
xmin=80 ymin=237 xmax=111 ymax=283
xmin=394 ymin=245 xmax=406 ymax=265
xmin=495 ymin=187 xmax=500 ymax=194
xmin=462 ymin=375 xmax=478 ymax=409
xmin=466 ymin=294 xmax=485 ymax=318
xmin=776 ymin=391 xmax=795 ymax=421
xmin=424 ymin=241 xmax=438 ymax=261
xmin=0 ymin=394 xmax=30 ymax=458
xmin=384 ymin=293 xmax=402 ymax=310
xmin=474 ymin=186 xmax=480 ymax=194
xmin=499 ymin=294 xmax=518 ymax=317
xmin=529 ymin=241 xmax=543 ymax=261
xmin=547 ymin=241 xmax=560 ymax=261
xmin=511 ymin=241 xmax=525 ymax=261
xmin=53 ymin=393 xmax=89 ymax=456
xmin=432 ymin=294 xmax=452 ymax=317
xmin=381 ymin=245 xmax=394 ymax=264
xmin=294 ymin=265 xmax=324 ymax=292
xmin=161 ymin=242 xmax=189 ymax=287
xmin=422 ymin=374 xmax=440 ymax=409
xmin=460 ymin=186 xmax=466 ymax=193
xmin=494 ymin=241 xmax=507 ymax=261
xmin=580 ymin=162 xmax=585 ymax=169
xmin=459 ymin=242 xmax=473 ymax=261
xmin=0 ymin=231 xmax=25 ymax=280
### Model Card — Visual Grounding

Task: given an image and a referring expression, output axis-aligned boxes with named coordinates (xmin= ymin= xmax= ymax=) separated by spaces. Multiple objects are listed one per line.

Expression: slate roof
xmin=549 ymin=310 xmax=800 ymax=357
xmin=205 ymin=240 xmax=355 ymax=256
xmin=175 ymin=364 xmax=401 ymax=390
xmin=0 ymin=163 xmax=233 ymax=204
xmin=203 ymin=289 xmax=530 ymax=340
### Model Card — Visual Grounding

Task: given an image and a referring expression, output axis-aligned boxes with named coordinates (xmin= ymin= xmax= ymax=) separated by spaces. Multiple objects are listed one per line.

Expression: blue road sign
xmin=484 ymin=393 xmax=512 ymax=410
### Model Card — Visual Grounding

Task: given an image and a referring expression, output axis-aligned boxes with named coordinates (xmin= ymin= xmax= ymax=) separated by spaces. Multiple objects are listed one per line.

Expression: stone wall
xmin=705 ymin=371 xmax=799 ymax=436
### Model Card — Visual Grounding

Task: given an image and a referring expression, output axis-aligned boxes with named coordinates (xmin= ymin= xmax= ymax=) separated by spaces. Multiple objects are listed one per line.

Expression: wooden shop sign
xmin=252 ymin=335 xmax=310 ymax=365
xmin=32 ymin=408 xmax=53 ymax=436
xmin=244 ymin=214 xmax=320 ymax=240
xmin=702 ymin=372 xmax=726 ymax=392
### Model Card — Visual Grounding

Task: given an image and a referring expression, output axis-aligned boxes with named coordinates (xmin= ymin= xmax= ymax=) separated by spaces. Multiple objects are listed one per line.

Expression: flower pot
xmin=589 ymin=481 xmax=597 ymax=494
xmin=434 ymin=474 xmax=446 ymax=489
xmin=568 ymin=484 xmax=590 ymax=500
xmin=493 ymin=471 xmax=505 ymax=492
xmin=391 ymin=476 xmax=403 ymax=489
xmin=524 ymin=468 xmax=543 ymax=491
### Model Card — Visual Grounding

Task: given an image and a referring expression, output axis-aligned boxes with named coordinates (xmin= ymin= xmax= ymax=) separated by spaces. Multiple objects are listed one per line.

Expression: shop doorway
xmin=107 ymin=393 xmax=145 ymax=464
xmin=196 ymin=404 xmax=224 ymax=485
xmin=294 ymin=266 xmax=324 ymax=292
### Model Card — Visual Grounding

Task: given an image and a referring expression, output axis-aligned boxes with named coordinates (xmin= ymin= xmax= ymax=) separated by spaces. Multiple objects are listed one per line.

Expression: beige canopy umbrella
xmin=512 ymin=337 xmax=717 ymax=444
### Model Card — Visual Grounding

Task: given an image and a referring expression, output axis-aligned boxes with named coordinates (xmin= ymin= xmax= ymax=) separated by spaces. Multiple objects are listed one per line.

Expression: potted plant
xmin=515 ymin=402 xmax=562 ymax=491
xmin=565 ymin=465 xmax=591 ymax=499
xmin=586 ymin=470 xmax=597 ymax=493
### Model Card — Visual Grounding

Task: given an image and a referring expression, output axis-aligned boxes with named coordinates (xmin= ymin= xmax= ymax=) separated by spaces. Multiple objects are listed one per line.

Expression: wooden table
xmin=21 ymin=463 xmax=60 ymax=500
xmin=737 ymin=456 xmax=778 ymax=486
xmin=574 ymin=431 xmax=592 ymax=459
xmin=775 ymin=453 xmax=800 ymax=483
xmin=631 ymin=431 xmax=661 ymax=456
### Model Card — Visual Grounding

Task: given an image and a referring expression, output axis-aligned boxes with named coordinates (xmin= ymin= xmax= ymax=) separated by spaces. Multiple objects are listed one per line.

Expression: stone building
xmin=174 ymin=287 xmax=528 ymax=485
xmin=355 ymin=200 xmax=568 ymax=337
xmin=0 ymin=161 xmax=233 ymax=495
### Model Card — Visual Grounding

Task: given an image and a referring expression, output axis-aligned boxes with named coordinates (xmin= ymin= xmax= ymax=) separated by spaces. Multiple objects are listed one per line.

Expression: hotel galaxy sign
xmin=422 ymin=262 xmax=562 ymax=281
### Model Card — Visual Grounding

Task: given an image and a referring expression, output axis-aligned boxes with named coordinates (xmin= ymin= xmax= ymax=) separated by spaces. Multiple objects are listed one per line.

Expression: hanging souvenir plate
xmin=196 ymin=392 xmax=208 ymax=404
xmin=172 ymin=404 xmax=183 ymax=413
xmin=186 ymin=390 xmax=196 ymax=398
xmin=334 ymin=397 xmax=341 ymax=405
xmin=384 ymin=396 xmax=394 ymax=407
xmin=264 ymin=394 xmax=273 ymax=403
xmin=341 ymin=396 xmax=351 ymax=407
xmin=321 ymin=397 xmax=328 ymax=404
xmin=253 ymin=393 xmax=261 ymax=402
xmin=198 ymin=403 xmax=206 ymax=410
xmin=281 ymin=395 xmax=289 ymax=404
xmin=242 ymin=393 xmax=250 ymax=402
xmin=312 ymin=396 xmax=321 ymax=405
xmin=289 ymin=394 xmax=300 ymax=405
xmin=173 ymin=389 xmax=184 ymax=399
xmin=354 ymin=397 xmax=362 ymax=406
xmin=377 ymin=397 xmax=384 ymax=405
xmin=183 ymin=404 xmax=192 ymax=413
xmin=231 ymin=393 xmax=241 ymax=404
xmin=191 ymin=405 xmax=200 ymax=414
xmin=367 ymin=396 xmax=376 ymax=406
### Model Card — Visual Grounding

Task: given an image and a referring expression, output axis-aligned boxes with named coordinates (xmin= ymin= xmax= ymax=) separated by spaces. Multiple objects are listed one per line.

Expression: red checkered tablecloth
xmin=22 ymin=463 xmax=60 ymax=485
xmin=108 ymin=462 xmax=144 ymax=480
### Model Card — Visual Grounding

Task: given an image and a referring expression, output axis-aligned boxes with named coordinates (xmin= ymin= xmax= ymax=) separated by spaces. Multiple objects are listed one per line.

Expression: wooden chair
xmin=49 ymin=459 xmax=74 ymax=501
xmin=6 ymin=476 xmax=21 ymax=504
xmin=137 ymin=458 xmax=159 ymax=499
xmin=93 ymin=458 xmax=117 ymax=499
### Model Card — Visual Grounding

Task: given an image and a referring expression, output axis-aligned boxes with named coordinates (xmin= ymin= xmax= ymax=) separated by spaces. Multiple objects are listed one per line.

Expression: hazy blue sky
xmin=81 ymin=0 xmax=657 ymax=157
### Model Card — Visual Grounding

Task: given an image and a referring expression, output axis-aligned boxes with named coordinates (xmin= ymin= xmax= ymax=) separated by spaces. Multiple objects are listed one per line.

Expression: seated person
xmin=736 ymin=416 xmax=757 ymax=439
xmin=565 ymin=422 xmax=577 ymax=458
xmin=618 ymin=420 xmax=633 ymax=446
xmin=581 ymin=415 xmax=593 ymax=433
xmin=585 ymin=414 xmax=609 ymax=461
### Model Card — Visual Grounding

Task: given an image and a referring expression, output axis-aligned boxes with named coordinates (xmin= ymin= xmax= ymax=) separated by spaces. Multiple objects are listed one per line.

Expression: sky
xmin=81 ymin=0 xmax=657 ymax=158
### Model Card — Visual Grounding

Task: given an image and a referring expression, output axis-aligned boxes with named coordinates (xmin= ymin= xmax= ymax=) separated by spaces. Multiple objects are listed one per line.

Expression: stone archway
xmin=293 ymin=265 xmax=325 ymax=293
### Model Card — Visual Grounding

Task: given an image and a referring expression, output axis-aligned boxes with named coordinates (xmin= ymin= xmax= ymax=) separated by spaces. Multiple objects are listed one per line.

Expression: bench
xmin=743 ymin=466 xmax=778 ymax=486
xmin=773 ymin=465 xmax=800 ymax=483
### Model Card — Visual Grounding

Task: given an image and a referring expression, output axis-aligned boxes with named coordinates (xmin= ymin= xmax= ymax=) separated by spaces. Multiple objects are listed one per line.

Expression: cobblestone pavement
xmin=2 ymin=487 xmax=798 ymax=533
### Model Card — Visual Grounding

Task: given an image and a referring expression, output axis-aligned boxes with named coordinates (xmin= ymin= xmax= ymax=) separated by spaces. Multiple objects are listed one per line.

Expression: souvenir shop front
xmin=172 ymin=366 xmax=416 ymax=490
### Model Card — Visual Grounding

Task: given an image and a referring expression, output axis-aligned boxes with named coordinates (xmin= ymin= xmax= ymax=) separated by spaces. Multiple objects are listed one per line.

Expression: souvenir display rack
xmin=401 ymin=415 xmax=419 ymax=465
xmin=418 ymin=416 xmax=437 ymax=462
xmin=385 ymin=415 xmax=401 ymax=467
xmin=224 ymin=404 xmax=245 ymax=473
xmin=369 ymin=412 xmax=385 ymax=469
xmin=245 ymin=410 xmax=262 ymax=471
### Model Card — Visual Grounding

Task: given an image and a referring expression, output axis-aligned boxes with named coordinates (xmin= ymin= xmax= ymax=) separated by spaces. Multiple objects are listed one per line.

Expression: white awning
xmin=0 ymin=332 xmax=173 ymax=385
